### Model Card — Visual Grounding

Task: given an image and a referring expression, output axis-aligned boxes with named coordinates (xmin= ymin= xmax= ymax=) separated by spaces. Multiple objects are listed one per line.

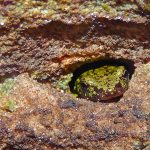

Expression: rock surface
xmin=0 ymin=0 xmax=150 ymax=149
xmin=0 ymin=0 xmax=150 ymax=80
xmin=0 ymin=63 xmax=150 ymax=149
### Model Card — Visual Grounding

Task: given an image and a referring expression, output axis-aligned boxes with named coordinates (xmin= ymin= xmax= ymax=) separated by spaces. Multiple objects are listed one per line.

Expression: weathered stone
xmin=0 ymin=0 xmax=150 ymax=149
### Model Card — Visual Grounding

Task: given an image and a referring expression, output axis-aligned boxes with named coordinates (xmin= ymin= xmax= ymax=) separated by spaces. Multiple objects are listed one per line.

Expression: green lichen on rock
xmin=101 ymin=3 xmax=111 ymax=12
xmin=53 ymin=73 xmax=73 ymax=92
xmin=0 ymin=0 xmax=144 ymax=28
xmin=3 ymin=99 xmax=16 ymax=112
xmin=0 ymin=78 xmax=15 ymax=96
xmin=74 ymin=65 xmax=129 ymax=101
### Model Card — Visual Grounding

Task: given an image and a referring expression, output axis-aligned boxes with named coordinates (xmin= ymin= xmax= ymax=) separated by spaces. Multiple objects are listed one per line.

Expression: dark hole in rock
xmin=69 ymin=58 xmax=135 ymax=102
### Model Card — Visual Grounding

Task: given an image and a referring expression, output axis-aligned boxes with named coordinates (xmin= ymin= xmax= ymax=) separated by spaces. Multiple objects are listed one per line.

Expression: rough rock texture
xmin=0 ymin=63 xmax=150 ymax=150
xmin=0 ymin=0 xmax=150 ymax=149
xmin=0 ymin=0 xmax=150 ymax=80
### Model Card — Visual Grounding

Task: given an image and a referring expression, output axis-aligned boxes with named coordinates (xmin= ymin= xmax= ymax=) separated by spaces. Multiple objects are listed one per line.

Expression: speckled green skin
xmin=74 ymin=65 xmax=129 ymax=101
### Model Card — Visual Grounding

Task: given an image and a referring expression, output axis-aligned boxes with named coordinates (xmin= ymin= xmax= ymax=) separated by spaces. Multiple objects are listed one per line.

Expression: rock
xmin=0 ymin=0 xmax=150 ymax=149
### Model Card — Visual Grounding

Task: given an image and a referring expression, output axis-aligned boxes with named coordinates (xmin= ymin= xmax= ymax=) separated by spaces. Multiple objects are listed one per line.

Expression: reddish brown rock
xmin=0 ymin=63 xmax=150 ymax=149
xmin=0 ymin=0 xmax=150 ymax=149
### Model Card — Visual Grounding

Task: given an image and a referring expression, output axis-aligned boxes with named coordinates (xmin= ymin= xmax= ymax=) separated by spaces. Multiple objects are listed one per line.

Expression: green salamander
xmin=74 ymin=65 xmax=129 ymax=101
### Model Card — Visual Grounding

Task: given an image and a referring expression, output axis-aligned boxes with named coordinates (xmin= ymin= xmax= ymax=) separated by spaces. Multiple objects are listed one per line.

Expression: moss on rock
xmin=0 ymin=78 xmax=15 ymax=96
xmin=3 ymin=99 xmax=16 ymax=112
xmin=53 ymin=73 xmax=73 ymax=92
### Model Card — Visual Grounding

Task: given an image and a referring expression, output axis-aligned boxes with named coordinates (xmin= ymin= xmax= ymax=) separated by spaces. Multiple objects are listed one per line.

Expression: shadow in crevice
xmin=0 ymin=64 xmax=21 ymax=83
